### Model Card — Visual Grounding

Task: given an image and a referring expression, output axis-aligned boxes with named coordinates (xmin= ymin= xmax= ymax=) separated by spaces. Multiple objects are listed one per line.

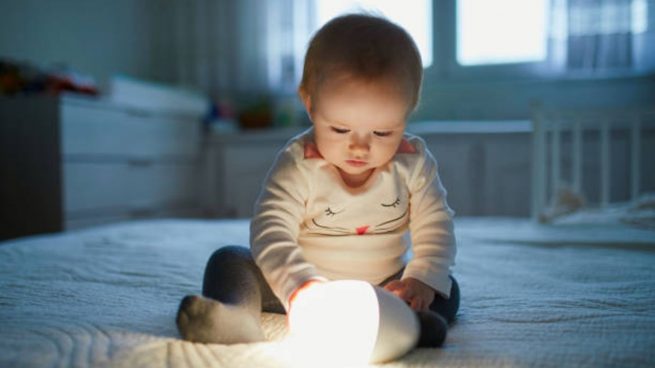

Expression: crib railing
xmin=531 ymin=106 xmax=655 ymax=221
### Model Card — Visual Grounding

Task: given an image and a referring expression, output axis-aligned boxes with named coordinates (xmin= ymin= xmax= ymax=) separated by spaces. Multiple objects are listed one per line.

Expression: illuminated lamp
xmin=287 ymin=280 xmax=419 ymax=365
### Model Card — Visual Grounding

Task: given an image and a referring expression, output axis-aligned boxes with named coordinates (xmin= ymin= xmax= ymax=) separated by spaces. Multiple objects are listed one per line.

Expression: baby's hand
xmin=383 ymin=277 xmax=435 ymax=311
xmin=288 ymin=279 xmax=324 ymax=311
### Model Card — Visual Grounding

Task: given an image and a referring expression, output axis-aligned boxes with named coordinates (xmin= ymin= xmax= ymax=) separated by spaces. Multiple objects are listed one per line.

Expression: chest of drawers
xmin=1 ymin=95 xmax=204 ymax=240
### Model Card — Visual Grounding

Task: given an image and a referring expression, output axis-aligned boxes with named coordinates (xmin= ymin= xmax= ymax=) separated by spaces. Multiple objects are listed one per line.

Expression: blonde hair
xmin=299 ymin=14 xmax=423 ymax=111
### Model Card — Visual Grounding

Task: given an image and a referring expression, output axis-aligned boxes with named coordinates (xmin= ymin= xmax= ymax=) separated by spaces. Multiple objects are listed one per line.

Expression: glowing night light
xmin=287 ymin=280 xmax=419 ymax=365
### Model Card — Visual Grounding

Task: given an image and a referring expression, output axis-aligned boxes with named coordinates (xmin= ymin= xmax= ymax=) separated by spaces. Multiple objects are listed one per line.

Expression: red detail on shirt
xmin=304 ymin=142 xmax=323 ymax=159
xmin=396 ymin=138 xmax=417 ymax=154
xmin=356 ymin=225 xmax=369 ymax=235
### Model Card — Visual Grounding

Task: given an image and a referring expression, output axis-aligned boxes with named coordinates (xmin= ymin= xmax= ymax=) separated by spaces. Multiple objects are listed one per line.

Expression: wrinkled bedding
xmin=1 ymin=218 xmax=654 ymax=368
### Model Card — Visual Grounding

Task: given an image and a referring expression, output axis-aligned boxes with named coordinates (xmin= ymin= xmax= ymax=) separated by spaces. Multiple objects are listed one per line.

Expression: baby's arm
xmin=250 ymin=147 xmax=322 ymax=311
xmin=403 ymin=145 xmax=457 ymax=301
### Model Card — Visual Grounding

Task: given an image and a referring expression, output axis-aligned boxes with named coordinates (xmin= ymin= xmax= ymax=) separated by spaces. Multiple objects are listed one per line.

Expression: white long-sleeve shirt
xmin=250 ymin=128 xmax=456 ymax=311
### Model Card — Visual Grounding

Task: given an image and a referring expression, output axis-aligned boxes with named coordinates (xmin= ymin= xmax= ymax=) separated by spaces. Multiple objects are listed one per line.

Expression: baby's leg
xmin=430 ymin=275 xmax=460 ymax=323
xmin=417 ymin=275 xmax=461 ymax=347
xmin=176 ymin=245 xmax=277 ymax=344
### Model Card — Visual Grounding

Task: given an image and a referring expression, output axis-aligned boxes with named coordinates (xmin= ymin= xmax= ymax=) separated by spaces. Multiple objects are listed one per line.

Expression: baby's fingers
xmin=383 ymin=280 xmax=403 ymax=292
xmin=384 ymin=281 xmax=405 ymax=299
xmin=392 ymin=287 xmax=417 ymax=305
xmin=384 ymin=282 xmax=412 ymax=303
xmin=410 ymin=297 xmax=428 ymax=311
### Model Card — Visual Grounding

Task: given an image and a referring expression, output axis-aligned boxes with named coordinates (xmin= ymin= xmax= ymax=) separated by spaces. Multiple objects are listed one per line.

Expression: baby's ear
xmin=298 ymin=88 xmax=312 ymax=115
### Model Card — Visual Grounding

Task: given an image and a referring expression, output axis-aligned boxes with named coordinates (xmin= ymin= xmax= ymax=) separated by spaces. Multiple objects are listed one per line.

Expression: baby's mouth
xmin=346 ymin=159 xmax=367 ymax=167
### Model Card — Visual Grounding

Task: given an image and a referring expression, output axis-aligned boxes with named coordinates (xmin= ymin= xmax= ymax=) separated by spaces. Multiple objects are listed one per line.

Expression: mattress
xmin=1 ymin=218 xmax=654 ymax=367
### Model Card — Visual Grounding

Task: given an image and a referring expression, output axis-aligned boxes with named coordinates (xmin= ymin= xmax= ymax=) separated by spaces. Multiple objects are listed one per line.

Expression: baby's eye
xmin=374 ymin=131 xmax=393 ymax=137
xmin=331 ymin=127 xmax=350 ymax=134
xmin=381 ymin=197 xmax=401 ymax=208
xmin=325 ymin=207 xmax=342 ymax=216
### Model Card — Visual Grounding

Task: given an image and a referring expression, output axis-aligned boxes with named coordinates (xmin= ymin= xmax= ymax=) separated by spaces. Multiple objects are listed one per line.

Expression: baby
xmin=177 ymin=13 xmax=459 ymax=348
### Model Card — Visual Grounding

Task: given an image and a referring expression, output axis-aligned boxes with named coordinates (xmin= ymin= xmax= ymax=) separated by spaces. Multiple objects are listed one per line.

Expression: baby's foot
xmin=176 ymin=295 xmax=265 ymax=344
xmin=416 ymin=310 xmax=448 ymax=347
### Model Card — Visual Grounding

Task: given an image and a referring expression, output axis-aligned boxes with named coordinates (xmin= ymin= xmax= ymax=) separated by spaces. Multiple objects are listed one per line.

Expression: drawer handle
xmin=127 ymin=158 xmax=153 ymax=167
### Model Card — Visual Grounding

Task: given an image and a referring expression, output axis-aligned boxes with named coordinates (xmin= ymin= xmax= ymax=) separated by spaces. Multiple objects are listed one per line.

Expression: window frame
xmin=426 ymin=0 xmax=655 ymax=83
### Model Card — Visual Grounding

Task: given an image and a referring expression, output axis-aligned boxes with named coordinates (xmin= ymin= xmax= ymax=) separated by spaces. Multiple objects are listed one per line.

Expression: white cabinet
xmin=0 ymin=95 xmax=204 ymax=239
xmin=206 ymin=128 xmax=300 ymax=218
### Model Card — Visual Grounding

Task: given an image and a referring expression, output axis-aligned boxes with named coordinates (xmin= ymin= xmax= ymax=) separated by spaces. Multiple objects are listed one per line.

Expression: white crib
xmin=531 ymin=106 xmax=655 ymax=220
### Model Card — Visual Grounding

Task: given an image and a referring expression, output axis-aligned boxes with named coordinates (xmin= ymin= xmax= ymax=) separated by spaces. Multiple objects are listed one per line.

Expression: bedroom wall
xmin=0 ymin=0 xmax=177 ymax=91
xmin=414 ymin=76 xmax=655 ymax=121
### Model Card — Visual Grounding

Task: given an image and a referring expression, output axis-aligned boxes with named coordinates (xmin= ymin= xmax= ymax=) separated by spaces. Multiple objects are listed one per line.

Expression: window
xmin=271 ymin=0 xmax=654 ymax=92
xmin=451 ymin=0 xmax=653 ymax=77
xmin=313 ymin=0 xmax=434 ymax=67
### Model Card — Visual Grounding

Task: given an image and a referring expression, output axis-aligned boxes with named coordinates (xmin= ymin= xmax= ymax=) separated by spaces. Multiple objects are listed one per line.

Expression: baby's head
xmin=299 ymin=14 xmax=423 ymax=186
xmin=299 ymin=13 xmax=423 ymax=115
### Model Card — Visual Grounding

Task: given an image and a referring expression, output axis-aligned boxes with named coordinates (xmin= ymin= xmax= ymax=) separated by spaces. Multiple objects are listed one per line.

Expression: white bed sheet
xmin=1 ymin=218 xmax=654 ymax=368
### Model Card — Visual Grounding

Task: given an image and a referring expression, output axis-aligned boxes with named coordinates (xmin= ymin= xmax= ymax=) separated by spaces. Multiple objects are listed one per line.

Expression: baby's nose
xmin=349 ymin=136 xmax=370 ymax=154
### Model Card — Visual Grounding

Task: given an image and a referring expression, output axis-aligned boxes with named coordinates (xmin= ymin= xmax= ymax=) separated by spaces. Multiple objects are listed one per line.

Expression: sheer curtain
xmin=548 ymin=0 xmax=654 ymax=74
xmin=265 ymin=0 xmax=315 ymax=94
xmin=170 ymin=0 xmax=314 ymax=97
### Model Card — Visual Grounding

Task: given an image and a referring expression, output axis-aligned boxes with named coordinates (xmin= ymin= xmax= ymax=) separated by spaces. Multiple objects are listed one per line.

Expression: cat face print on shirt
xmin=303 ymin=191 xmax=410 ymax=236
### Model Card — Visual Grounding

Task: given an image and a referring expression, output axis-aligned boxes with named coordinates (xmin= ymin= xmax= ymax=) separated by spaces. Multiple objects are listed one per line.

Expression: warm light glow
xmin=287 ymin=280 xmax=380 ymax=365
xmin=287 ymin=280 xmax=419 ymax=365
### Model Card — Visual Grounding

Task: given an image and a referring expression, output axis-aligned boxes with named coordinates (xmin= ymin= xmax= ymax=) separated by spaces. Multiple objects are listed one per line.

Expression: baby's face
xmin=308 ymin=77 xmax=409 ymax=186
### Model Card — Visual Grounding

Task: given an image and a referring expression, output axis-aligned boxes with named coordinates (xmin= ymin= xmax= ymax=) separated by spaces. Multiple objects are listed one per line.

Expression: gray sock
xmin=176 ymin=294 xmax=265 ymax=344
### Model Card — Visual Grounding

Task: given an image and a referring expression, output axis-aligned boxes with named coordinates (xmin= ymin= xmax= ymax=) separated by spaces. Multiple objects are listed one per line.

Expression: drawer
xmin=221 ymin=144 xmax=281 ymax=217
xmin=63 ymin=161 xmax=200 ymax=214
xmin=223 ymin=144 xmax=279 ymax=176
xmin=61 ymin=102 xmax=201 ymax=158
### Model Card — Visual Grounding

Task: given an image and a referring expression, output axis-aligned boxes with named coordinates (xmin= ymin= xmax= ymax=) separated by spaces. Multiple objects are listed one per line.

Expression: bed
xmin=1 ymin=217 xmax=654 ymax=368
